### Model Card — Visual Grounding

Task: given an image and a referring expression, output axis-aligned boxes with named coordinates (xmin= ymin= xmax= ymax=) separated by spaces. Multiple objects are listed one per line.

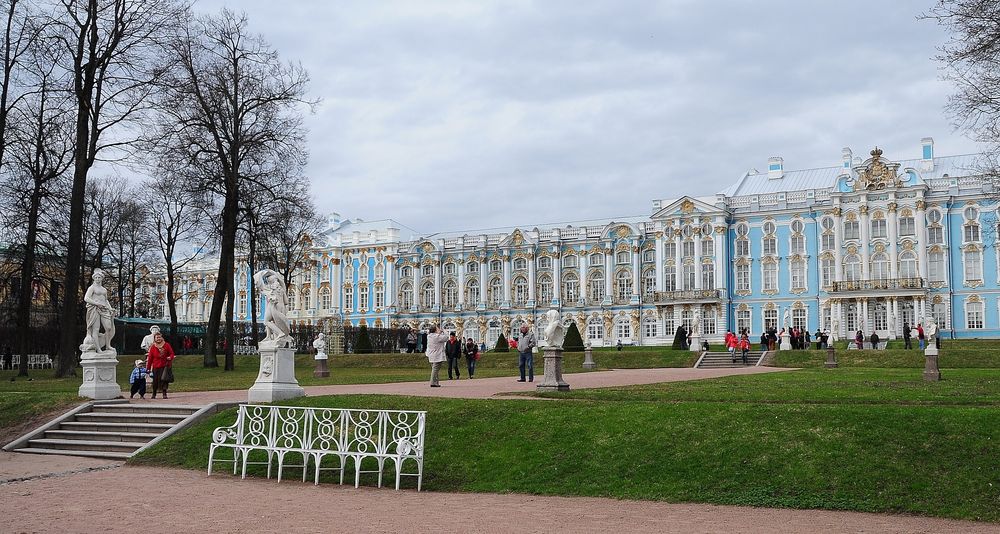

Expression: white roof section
xmin=322 ymin=218 xmax=421 ymax=247
xmin=419 ymin=215 xmax=650 ymax=242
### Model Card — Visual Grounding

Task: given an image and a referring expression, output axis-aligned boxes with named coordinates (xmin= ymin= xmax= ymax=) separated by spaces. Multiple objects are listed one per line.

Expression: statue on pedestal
xmin=782 ymin=309 xmax=791 ymax=328
xmin=924 ymin=318 xmax=938 ymax=347
xmin=80 ymin=269 xmax=116 ymax=355
xmin=254 ymin=269 xmax=291 ymax=348
xmin=541 ymin=309 xmax=565 ymax=349
xmin=313 ymin=333 xmax=327 ymax=359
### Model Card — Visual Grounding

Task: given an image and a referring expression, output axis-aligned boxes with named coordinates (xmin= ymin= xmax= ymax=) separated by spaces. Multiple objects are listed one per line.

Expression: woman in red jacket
xmin=145 ymin=332 xmax=175 ymax=399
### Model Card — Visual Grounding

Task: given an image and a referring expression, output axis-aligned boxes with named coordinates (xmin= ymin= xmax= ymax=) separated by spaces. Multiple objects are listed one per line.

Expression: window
xmin=562 ymin=255 xmax=578 ymax=268
xmin=871 ymin=218 xmax=887 ymax=239
xmin=845 ymin=255 xmax=862 ymax=282
xmin=664 ymin=309 xmax=675 ymax=336
xmin=736 ymin=308 xmax=751 ymax=334
xmin=681 ymin=309 xmax=693 ymax=330
xmin=487 ymin=320 xmax=501 ymax=345
xmin=665 ymin=270 xmax=677 ymax=291
xmin=764 ymin=308 xmax=778 ymax=331
xmin=443 ymin=263 xmax=456 ymax=275
xmin=401 ymin=266 xmax=412 ymax=279
xmin=512 ymin=276 xmax=529 ymax=306
xmin=302 ymin=291 xmax=311 ymax=310
xmin=422 ymin=265 xmax=434 ymax=277
xmin=399 ymin=283 xmax=412 ymax=309
xmin=466 ymin=280 xmax=480 ymax=306
xmin=488 ymin=278 xmax=503 ymax=306
xmin=490 ymin=260 xmax=502 ymax=272
xmin=700 ymin=237 xmax=713 ymax=256
xmin=791 ymin=220 xmax=804 ymax=234
xmin=964 ymin=206 xmax=980 ymax=220
xmin=964 ymin=249 xmax=983 ymax=282
xmin=538 ymin=256 xmax=552 ymax=270
xmin=682 ymin=263 xmax=696 ymax=290
xmin=320 ymin=287 xmax=331 ymax=310
xmin=790 ymin=234 xmax=805 ymax=254
xmin=467 ymin=261 xmax=479 ymax=274
xmin=792 ymin=307 xmax=807 ymax=331
xmin=345 ymin=264 xmax=354 ymax=281
xmin=965 ymin=224 xmax=981 ymax=243
xmin=359 ymin=285 xmax=368 ymax=310
xmin=701 ymin=222 xmax=713 ymax=236
xmin=616 ymin=251 xmax=630 ymax=264
xmin=702 ymin=307 xmax=717 ymax=336
xmin=562 ymin=273 xmax=579 ymax=302
xmin=736 ymin=238 xmax=750 ymax=256
xmin=587 ymin=319 xmax=604 ymax=341
xmin=927 ymin=209 xmax=942 ymax=224
xmin=664 ymin=242 xmax=676 ymax=259
xmin=590 ymin=253 xmax=604 ymax=266
xmin=374 ymin=285 xmax=384 ymax=308
xmin=821 ymin=217 xmax=834 ymax=231
xmin=791 ymin=259 xmax=806 ymax=290
xmin=239 ymin=292 xmax=247 ymax=316
xmin=763 ymin=221 xmax=776 ymax=235
xmin=701 ymin=263 xmax=714 ymax=290
xmin=736 ymin=222 xmax=749 ymax=236
xmin=513 ymin=258 xmax=527 ymax=271
xmin=642 ymin=268 xmax=656 ymax=296
xmin=589 ymin=271 xmax=605 ymax=301
xmin=763 ymin=237 xmax=777 ymax=256
xmin=443 ymin=280 xmax=458 ymax=309
xmin=871 ymin=253 xmax=890 ymax=280
xmin=359 ymin=263 xmax=369 ymax=280
xmin=821 ymin=233 xmax=835 ymax=251
xmin=643 ymin=318 xmax=657 ymax=338
xmin=762 ymin=262 xmax=778 ymax=292
xmin=682 ymin=241 xmax=695 ymax=258
xmin=929 ymin=251 xmax=945 ymax=283
xmin=615 ymin=270 xmax=632 ymax=301
xmin=844 ymin=220 xmax=860 ymax=240
xmin=642 ymin=250 xmax=654 ymax=263
xmin=899 ymin=215 xmax=915 ymax=236
xmin=928 ymin=226 xmax=943 ymax=244
xmin=933 ymin=302 xmax=948 ymax=330
xmin=420 ymin=281 xmax=434 ymax=308
xmin=537 ymin=275 xmax=553 ymax=304
xmin=899 ymin=252 xmax=918 ymax=279
xmin=616 ymin=321 xmax=631 ymax=341
xmin=736 ymin=263 xmax=750 ymax=292
xmin=821 ymin=257 xmax=835 ymax=288
xmin=967 ymin=301 xmax=984 ymax=329
xmin=344 ymin=286 xmax=354 ymax=311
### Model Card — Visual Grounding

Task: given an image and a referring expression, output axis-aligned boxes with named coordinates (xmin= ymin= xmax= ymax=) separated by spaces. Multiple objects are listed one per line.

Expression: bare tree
xmin=47 ymin=0 xmax=188 ymax=377
xmin=257 ymin=185 xmax=324 ymax=291
xmin=0 ymin=0 xmax=39 ymax=178
xmin=153 ymin=8 xmax=313 ymax=369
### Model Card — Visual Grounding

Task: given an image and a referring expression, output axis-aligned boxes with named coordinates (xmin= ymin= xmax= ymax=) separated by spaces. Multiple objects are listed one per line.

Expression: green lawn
xmin=772 ymin=347 xmax=1000 ymax=368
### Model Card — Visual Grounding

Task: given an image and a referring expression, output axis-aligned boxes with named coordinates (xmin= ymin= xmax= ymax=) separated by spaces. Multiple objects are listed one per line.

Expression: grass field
xmin=133 ymin=366 xmax=1000 ymax=522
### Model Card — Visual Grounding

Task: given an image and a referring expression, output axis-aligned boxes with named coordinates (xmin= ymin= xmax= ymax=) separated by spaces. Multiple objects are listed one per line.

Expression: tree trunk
xmin=166 ymin=259 xmax=177 ymax=338
xmin=15 ymin=189 xmax=42 ymax=377
xmin=56 ymin=147 xmax=90 ymax=377
xmin=204 ymin=187 xmax=238 ymax=368
xmin=225 ymin=279 xmax=235 ymax=371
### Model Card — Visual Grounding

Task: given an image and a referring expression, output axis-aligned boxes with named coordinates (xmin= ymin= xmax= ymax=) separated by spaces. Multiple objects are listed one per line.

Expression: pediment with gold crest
xmin=851 ymin=147 xmax=903 ymax=192
xmin=651 ymin=196 xmax=723 ymax=221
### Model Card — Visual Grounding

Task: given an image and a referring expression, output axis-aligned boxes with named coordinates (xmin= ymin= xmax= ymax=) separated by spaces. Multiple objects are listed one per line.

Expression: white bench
xmin=208 ymin=404 xmax=426 ymax=491
xmin=4 ymin=354 xmax=53 ymax=369
xmin=847 ymin=341 xmax=888 ymax=350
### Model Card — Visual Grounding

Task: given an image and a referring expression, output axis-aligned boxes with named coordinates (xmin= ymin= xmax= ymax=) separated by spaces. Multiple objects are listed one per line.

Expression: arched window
xmin=238 ymin=292 xmax=247 ymax=317
xmin=467 ymin=261 xmax=479 ymax=274
xmin=420 ymin=281 xmax=435 ymax=308
xmin=488 ymin=277 xmax=503 ymax=307
xmin=965 ymin=222 xmax=981 ymax=243
xmin=320 ymin=287 xmax=331 ymax=310
xmin=615 ymin=270 xmax=632 ymax=301
xmin=615 ymin=318 xmax=632 ymax=340
xmin=871 ymin=253 xmax=890 ymax=280
xmin=642 ymin=268 xmax=656 ymax=296
xmin=790 ymin=258 xmax=806 ymax=290
xmin=466 ymin=279 xmax=480 ymax=306
xmin=821 ymin=257 xmax=835 ymax=288
xmin=589 ymin=270 xmax=605 ymax=301
xmin=344 ymin=286 xmax=354 ymax=311
xmin=374 ymin=264 xmax=384 ymax=279
xmin=487 ymin=319 xmax=501 ymax=344
xmin=616 ymin=251 xmax=630 ymax=264
xmin=929 ymin=250 xmax=945 ymax=283
xmin=899 ymin=251 xmax=918 ymax=279
xmin=344 ymin=264 xmax=354 ymax=281
xmin=701 ymin=263 xmax=714 ymax=290
xmin=287 ymin=289 xmax=297 ymax=310
xmin=736 ymin=263 xmax=750 ymax=292
xmin=845 ymin=255 xmax=861 ymax=282
xmin=443 ymin=280 xmax=458 ymax=309
xmin=587 ymin=317 xmax=604 ymax=341
xmin=537 ymin=275 xmax=553 ymax=304
xmin=399 ymin=283 xmax=412 ymax=309
xmin=562 ymin=273 xmax=579 ymax=303
xmin=683 ymin=263 xmax=696 ymax=290
xmin=359 ymin=263 xmax=369 ymax=280
xmin=302 ymin=290 xmax=311 ymax=310
xmin=512 ymin=276 xmax=529 ymax=306
xmin=358 ymin=284 xmax=368 ymax=309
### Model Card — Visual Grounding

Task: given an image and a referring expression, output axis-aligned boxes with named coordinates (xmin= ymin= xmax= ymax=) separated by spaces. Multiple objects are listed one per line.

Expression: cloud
xmin=195 ymin=0 xmax=981 ymax=234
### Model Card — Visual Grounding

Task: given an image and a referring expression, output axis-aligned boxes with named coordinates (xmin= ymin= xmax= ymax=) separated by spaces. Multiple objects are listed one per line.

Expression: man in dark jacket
xmin=445 ymin=332 xmax=462 ymax=379
xmin=902 ymin=323 xmax=912 ymax=349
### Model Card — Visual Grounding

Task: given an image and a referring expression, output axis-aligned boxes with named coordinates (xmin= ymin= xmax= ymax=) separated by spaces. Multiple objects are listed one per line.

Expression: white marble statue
xmin=254 ymin=269 xmax=291 ymax=348
xmin=925 ymin=317 xmax=938 ymax=346
xmin=691 ymin=312 xmax=701 ymax=335
xmin=782 ymin=309 xmax=791 ymax=327
xmin=81 ymin=269 xmax=116 ymax=354
xmin=542 ymin=309 xmax=566 ymax=349
xmin=313 ymin=333 xmax=327 ymax=360
xmin=141 ymin=325 xmax=161 ymax=354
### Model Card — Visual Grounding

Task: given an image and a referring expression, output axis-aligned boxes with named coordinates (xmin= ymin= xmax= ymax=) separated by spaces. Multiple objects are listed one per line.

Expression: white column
xmin=434 ymin=255 xmax=442 ymax=308
xmin=693 ymin=232 xmax=702 ymax=290
xmin=333 ymin=259 xmax=342 ymax=311
xmin=527 ymin=254 xmax=536 ymax=303
xmin=915 ymin=201 xmax=928 ymax=280
xmin=862 ymin=298 xmax=869 ymax=331
xmin=888 ymin=206 xmax=899 ymax=278
xmin=385 ymin=258 xmax=394 ymax=309
xmin=631 ymin=243 xmax=640 ymax=298
xmin=654 ymin=233 xmax=664 ymax=292
xmin=502 ymin=252 xmax=511 ymax=307
xmin=309 ymin=261 xmax=318 ymax=314
xmin=479 ymin=257 xmax=487 ymax=306
xmin=579 ymin=252 xmax=587 ymax=305
xmin=890 ymin=297 xmax=899 ymax=338
xmin=833 ymin=209 xmax=844 ymax=281
xmin=457 ymin=254 xmax=465 ymax=309
xmin=411 ymin=259 xmax=419 ymax=311
xmin=553 ymin=249 xmax=561 ymax=306
xmin=714 ymin=226 xmax=724 ymax=290
xmin=604 ymin=249 xmax=613 ymax=302
xmin=860 ymin=206 xmax=871 ymax=279
xmin=674 ymin=231 xmax=683 ymax=291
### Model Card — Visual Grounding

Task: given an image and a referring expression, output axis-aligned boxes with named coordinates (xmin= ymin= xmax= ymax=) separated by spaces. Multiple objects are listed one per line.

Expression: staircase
xmin=696 ymin=351 xmax=766 ymax=369
xmin=6 ymin=402 xmax=209 ymax=460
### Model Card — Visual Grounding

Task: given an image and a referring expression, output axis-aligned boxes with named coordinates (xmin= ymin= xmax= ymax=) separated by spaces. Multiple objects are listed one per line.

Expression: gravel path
xmin=132 ymin=366 xmax=790 ymax=405
xmin=1 ymin=459 xmax=996 ymax=533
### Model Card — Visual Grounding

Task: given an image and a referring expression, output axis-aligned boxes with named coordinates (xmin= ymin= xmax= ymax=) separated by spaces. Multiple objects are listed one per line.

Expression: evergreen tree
xmin=672 ymin=326 xmax=687 ymax=350
xmin=563 ymin=322 xmax=584 ymax=351
xmin=494 ymin=332 xmax=509 ymax=352
xmin=356 ymin=324 xmax=374 ymax=354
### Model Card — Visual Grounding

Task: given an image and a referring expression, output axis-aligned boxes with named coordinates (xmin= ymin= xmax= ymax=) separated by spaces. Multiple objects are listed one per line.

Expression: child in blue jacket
xmin=129 ymin=360 xmax=149 ymax=399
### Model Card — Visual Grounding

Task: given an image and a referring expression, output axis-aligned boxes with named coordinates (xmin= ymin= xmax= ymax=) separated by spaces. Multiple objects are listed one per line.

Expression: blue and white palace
xmin=163 ymin=138 xmax=1000 ymax=344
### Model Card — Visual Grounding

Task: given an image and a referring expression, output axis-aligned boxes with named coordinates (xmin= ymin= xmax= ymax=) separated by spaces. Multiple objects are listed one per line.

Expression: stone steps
xmin=696 ymin=351 xmax=765 ymax=369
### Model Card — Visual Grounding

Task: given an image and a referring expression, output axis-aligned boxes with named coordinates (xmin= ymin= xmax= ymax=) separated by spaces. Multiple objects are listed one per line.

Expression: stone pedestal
xmin=582 ymin=347 xmax=596 ymax=369
xmin=779 ymin=332 xmax=791 ymax=350
xmin=536 ymin=348 xmax=570 ymax=392
xmin=923 ymin=346 xmax=941 ymax=381
xmin=689 ymin=333 xmax=701 ymax=352
xmin=79 ymin=351 xmax=122 ymax=400
xmin=825 ymin=347 xmax=838 ymax=369
xmin=249 ymin=346 xmax=305 ymax=403
xmin=314 ymin=357 xmax=330 ymax=378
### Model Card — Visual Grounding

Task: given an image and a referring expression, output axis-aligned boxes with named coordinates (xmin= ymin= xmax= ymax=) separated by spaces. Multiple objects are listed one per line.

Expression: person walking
xmin=424 ymin=325 xmax=448 ymax=387
xmin=464 ymin=337 xmax=479 ymax=378
xmin=759 ymin=331 xmax=768 ymax=352
xmin=445 ymin=332 xmax=462 ymax=380
xmin=145 ymin=332 xmax=175 ymax=399
xmin=725 ymin=331 xmax=737 ymax=363
xmin=870 ymin=331 xmax=880 ymax=350
xmin=739 ymin=333 xmax=751 ymax=365
xmin=406 ymin=330 xmax=418 ymax=353
xmin=855 ymin=330 xmax=864 ymax=350
xmin=917 ymin=323 xmax=925 ymax=350
xmin=902 ymin=323 xmax=912 ymax=350
xmin=516 ymin=324 xmax=537 ymax=383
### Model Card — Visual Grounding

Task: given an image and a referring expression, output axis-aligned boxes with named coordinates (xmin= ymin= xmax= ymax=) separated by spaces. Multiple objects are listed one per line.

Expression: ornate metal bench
xmin=207 ymin=404 xmax=426 ymax=491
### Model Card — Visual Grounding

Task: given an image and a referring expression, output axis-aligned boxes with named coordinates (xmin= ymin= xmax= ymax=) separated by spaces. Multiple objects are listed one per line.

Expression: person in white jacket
xmin=424 ymin=325 xmax=449 ymax=387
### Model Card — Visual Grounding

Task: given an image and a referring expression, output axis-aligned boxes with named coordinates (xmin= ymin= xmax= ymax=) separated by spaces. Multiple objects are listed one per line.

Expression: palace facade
xmin=161 ymin=138 xmax=1000 ymax=344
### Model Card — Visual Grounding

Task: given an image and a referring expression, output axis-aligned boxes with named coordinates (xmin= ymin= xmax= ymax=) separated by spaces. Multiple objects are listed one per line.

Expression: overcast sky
xmin=197 ymin=0 xmax=979 ymax=235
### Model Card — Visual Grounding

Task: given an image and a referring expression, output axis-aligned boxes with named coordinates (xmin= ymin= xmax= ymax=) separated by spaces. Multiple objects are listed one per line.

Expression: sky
xmin=196 ymin=0 xmax=980 ymax=235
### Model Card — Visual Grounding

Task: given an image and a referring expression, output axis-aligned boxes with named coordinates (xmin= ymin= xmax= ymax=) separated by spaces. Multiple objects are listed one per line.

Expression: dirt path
xmin=137 ymin=366 xmax=789 ymax=405
xmin=2 ymin=459 xmax=996 ymax=534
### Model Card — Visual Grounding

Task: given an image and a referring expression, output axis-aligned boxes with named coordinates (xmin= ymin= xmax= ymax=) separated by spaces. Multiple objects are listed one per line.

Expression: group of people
xmin=129 ymin=326 xmax=175 ymax=399
xmin=423 ymin=323 xmax=538 ymax=386
xmin=854 ymin=322 xmax=934 ymax=350
xmin=724 ymin=331 xmax=752 ymax=364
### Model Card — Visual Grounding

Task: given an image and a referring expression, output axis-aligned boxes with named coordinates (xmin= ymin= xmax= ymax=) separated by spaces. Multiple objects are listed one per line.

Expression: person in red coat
xmin=145 ymin=332 xmax=175 ymax=399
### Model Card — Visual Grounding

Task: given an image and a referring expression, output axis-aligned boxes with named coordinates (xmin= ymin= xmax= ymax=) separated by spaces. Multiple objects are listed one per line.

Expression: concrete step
xmin=58 ymin=421 xmax=175 ymax=434
xmin=44 ymin=429 xmax=159 ymax=443
xmin=14 ymin=447 xmax=131 ymax=460
xmin=75 ymin=412 xmax=188 ymax=425
xmin=27 ymin=438 xmax=142 ymax=453
xmin=91 ymin=404 xmax=200 ymax=416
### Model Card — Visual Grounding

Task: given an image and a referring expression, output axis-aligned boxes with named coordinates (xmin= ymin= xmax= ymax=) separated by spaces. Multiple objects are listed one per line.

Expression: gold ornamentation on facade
xmin=655 ymin=231 xmax=664 ymax=239
xmin=887 ymin=202 xmax=897 ymax=213
xmin=855 ymin=147 xmax=902 ymax=191
xmin=965 ymin=280 xmax=984 ymax=289
xmin=511 ymin=231 xmax=524 ymax=246
xmin=859 ymin=205 xmax=869 ymax=215
xmin=331 ymin=258 xmax=341 ymax=265
xmin=715 ymin=226 xmax=726 ymax=235
xmin=916 ymin=200 xmax=926 ymax=210
xmin=616 ymin=226 xmax=630 ymax=238
xmin=679 ymin=199 xmax=695 ymax=214
xmin=422 ymin=243 xmax=434 ymax=253
xmin=673 ymin=228 xmax=683 ymax=237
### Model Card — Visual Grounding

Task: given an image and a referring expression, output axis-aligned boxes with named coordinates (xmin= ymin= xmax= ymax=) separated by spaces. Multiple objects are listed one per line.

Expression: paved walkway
xmin=1 ymin=453 xmax=997 ymax=533
xmin=134 ymin=366 xmax=790 ymax=405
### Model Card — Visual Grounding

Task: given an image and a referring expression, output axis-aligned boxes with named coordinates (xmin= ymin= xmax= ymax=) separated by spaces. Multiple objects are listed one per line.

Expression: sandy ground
xmin=1 ymin=456 xmax=997 ymax=534
xmin=129 ymin=366 xmax=790 ymax=406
